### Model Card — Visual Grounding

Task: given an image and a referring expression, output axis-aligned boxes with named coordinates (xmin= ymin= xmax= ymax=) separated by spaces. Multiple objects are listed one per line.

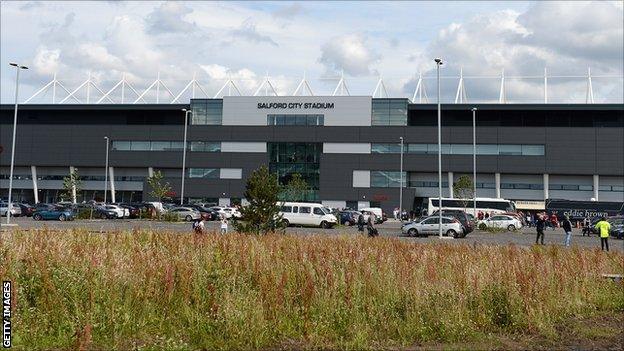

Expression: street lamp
xmin=180 ymin=109 xmax=191 ymax=205
xmin=6 ymin=62 xmax=28 ymax=226
xmin=399 ymin=136 xmax=404 ymax=222
xmin=472 ymin=108 xmax=477 ymax=219
xmin=103 ymin=137 xmax=109 ymax=203
xmin=434 ymin=58 xmax=443 ymax=238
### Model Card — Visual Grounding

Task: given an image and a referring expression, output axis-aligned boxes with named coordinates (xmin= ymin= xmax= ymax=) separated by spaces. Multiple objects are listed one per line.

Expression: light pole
xmin=399 ymin=136 xmax=404 ymax=222
xmin=6 ymin=62 xmax=28 ymax=226
xmin=180 ymin=109 xmax=191 ymax=205
xmin=103 ymin=137 xmax=109 ymax=203
xmin=472 ymin=108 xmax=477 ymax=219
xmin=435 ymin=58 xmax=443 ymax=238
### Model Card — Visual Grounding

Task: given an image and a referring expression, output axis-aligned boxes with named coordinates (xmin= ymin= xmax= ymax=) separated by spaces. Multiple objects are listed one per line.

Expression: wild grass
xmin=1 ymin=229 xmax=622 ymax=350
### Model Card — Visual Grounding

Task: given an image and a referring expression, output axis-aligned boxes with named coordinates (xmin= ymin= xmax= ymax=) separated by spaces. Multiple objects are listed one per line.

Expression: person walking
xmin=550 ymin=212 xmax=559 ymax=230
xmin=192 ymin=218 xmax=205 ymax=234
xmin=220 ymin=217 xmax=228 ymax=235
xmin=582 ymin=216 xmax=591 ymax=236
xmin=594 ymin=217 xmax=611 ymax=251
xmin=357 ymin=212 xmax=365 ymax=232
xmin=526 ymin=213 xmax=532 ymax=228
xmin=562 ymin=215 xmax=573 ymax=247
xmin=535 ymin=213 xmax=546 ymax=245
xmin=367 ymin=212 xmax=378 ymax=237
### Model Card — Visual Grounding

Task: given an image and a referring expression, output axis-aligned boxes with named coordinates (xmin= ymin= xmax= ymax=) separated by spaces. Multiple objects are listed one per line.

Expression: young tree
xmin=61 ymin=170 xmax=82 ymax=203
xmin=453 ymin=175 xmax=475 ymax=210
xmin=234 ymin=165 xmax=283 ymax=235
xmin=147 ymin=171 xmax=171 ymax=203
xmin=281 ymin=173 xmax=309 ymax=202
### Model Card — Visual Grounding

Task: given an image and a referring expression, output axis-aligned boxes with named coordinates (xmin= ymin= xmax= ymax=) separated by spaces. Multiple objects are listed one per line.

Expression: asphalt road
xmin=2 ymin=217 xmax=623 ymax=251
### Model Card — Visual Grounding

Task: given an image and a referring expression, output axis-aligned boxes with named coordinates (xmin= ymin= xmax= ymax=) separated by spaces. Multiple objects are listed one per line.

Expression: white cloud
xmin=32 ymin=47 xmax=60 ymax=76
xmin=229 ymin=18 xmax=278 ymax=46
xmin=319 ymin=34 xmax=380 ymax=76
xmin=146 ymin=2 xmax=197 ymax=35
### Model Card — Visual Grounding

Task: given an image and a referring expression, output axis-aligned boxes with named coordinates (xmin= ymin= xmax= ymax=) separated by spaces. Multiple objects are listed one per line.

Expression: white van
xmin=359 ymin=207 xmax=386 ymax=224
xmin=279 ymin=202 xmax=338 ymax=228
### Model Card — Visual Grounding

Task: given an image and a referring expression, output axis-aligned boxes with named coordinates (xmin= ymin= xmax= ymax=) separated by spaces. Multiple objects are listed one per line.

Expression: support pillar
xmin=495 ymin=173 xmax=501 ymax=198
xmin=593 ymin=175 xmax=599 ymax=201
xmin=543 ymin=174 xmax=549 ymax=200
xmin=148 ymin=167 xmax=154 ymax=177
xmin=448 ymin=172 xmax=454 ymax=198
xmin=69 ymin=166 xmax=77 ymax=203
xmin=31 ymin=166 xmax=39 ymax=204
xmin=109 ymin=167 xmax=116 ymax=203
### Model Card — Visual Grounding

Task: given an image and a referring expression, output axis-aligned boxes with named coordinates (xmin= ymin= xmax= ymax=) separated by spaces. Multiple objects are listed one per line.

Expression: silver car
xmin=169 ymin=207 xmax=201 ymax=221
xmin=401 ymin=216 xmax=463 ymax=237
xmin=0 ymin=202 xmax=22 ymax=217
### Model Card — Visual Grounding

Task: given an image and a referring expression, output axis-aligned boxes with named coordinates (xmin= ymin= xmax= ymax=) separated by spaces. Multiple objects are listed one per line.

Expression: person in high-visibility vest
xmin=594 ymin=217 xmax=611 ymax=252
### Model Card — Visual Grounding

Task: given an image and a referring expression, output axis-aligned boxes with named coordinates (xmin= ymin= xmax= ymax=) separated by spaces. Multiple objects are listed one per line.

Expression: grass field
xmin=1 ymin=229 xmax=623 ymax=350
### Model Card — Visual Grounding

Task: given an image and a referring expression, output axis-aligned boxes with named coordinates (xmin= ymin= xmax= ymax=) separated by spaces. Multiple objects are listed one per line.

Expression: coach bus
xmin=426 ymin=197 xmax=516 ymax=217
xmin=545 ymin=199 xmax=624 ymax=221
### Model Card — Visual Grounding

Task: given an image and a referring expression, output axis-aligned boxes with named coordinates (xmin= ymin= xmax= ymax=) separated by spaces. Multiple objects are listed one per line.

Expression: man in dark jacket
xmin=562 ymin=215 xmax=573 ymax=247
xmin=357 ymin=213 xmax=365 ymax=232
xmin=535 ymin=213 xmax=546 ymax=245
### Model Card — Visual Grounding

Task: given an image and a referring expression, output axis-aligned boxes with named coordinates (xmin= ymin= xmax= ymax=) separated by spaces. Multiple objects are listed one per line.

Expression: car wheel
xmin=446 ymin=229 xmax=457 ymax=237
xmin=33 ymin=214 xmax=42 ymax=221
xmin=185 ymin=215 xmax=193 ymax=222
xmin=408 ymin=228 xmax=418 ymax=237
xmin=58 ymin=214 xmax=66 ymax=221
xmin=478 ymin=223 xmax=487 ymax=230
xmin=507 ymin=224 xmax=516 ymax=231
xmin=282 ymin=219 xmax=290 ymax=227
xmin=320 ymin=221 xmax=330 ymax=229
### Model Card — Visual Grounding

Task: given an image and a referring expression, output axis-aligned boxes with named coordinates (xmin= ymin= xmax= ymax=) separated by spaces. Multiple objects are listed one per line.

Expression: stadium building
xmin=1 ymin=96 xmax=623 ymax=213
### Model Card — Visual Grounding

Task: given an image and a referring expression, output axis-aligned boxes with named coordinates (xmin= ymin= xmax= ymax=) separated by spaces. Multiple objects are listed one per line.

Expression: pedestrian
xmin=562 ymin=215 xmax=573 ymax=247
xmin=357 ymin=212 xmax=365 ymax=232
xmin=367 ymin=212 xmax=378 ymax=237
xmin=393 ymin=207 xmax=399 ymax=220
xmin=526 ymin=213 xmax=532 ymax=228
xmin=192 ymin=218 xmax=205 ymax=234
xmin=535 ymin=214 xmax=546 ymax=245
xmin=550 ymin=212 xmax=559 ymax=230
xmin=582 ymin=216 xmax=591 ymax=236
xmin=220 ymin=217 xmax=228 ymax=235
xmin=594 ymin=217 xmax=611 ymax=251
xmin=484 ymin=212 xmax=490 ymax=219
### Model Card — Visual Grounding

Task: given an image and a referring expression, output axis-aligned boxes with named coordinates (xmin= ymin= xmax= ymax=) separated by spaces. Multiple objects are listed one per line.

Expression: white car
xmin=0 ymin=202 xmax=22 ymax=217
xmin=279 ymin=202 xmax=338 ymax=228
xmin=477 ymin=215 xmax=523 ymax=231
xmin=401 ymin=216 xmax=464 ymax=237
xmin=103 ymin=205 xmax=127 ymax=218
xmin=223 ymin=207 xmax=242 ymax=218
xmin=208 ymin=206 xmax=230 ymax=218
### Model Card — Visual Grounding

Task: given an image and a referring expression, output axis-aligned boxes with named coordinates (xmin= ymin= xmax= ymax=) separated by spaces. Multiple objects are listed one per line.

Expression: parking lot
xmin=2 ymin=217 xmax=622 ymax=251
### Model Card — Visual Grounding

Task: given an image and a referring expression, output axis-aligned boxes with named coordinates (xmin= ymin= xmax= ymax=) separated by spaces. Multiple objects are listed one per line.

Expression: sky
xmin=1 ymin=1 xmax=622 ymax=103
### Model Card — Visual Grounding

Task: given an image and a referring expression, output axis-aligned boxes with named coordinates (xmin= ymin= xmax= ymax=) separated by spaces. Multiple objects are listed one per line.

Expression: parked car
xmin=477 ymin=214 xmax=523 ymax=231
xmin=115 ymin=203 xmax=140 ymax=218
xmin=32 ymin=205 xmax=74 ymax=221
xmin=183 ymin=204 xmax=220 ymax=221
xmin=401 ymin=216 xmax=464 ymax=238
xmin=101 ymin=205 xmax=127 ymax=218
xmin=279 ymin=202 xmax=338 ymax=228
xmin=432 ymin=209 xmax=474 ymax=234
xmin=208 ymin=206 xmax=230 ymax=219
xmin=338 ymin=210 xmax=361 ymax=225
xmin=0 ymin=202 xmax=22 ymax=217
xmin=608 ymin=216 xmax=624 ymax=240
xmin=18 ymin=203 xmax=35 ymax=217
xmin=93 ymin=206 xmax=118 ymax=219
xmin=223 ymin=207 xmax=242 ymax=219
xmin=169 ymin=207 xmax=201 ymax=221
xmin=359 ymin=207 xmax=386 ymax=224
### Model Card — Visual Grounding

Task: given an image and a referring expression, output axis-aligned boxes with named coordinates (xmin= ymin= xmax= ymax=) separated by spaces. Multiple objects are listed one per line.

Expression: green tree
xmin=147 ymin=171 xmax=171 ymax=203
xmin=234 ymin=165 xmax=283 ymax=235
xmin=280 ymin=173 xmax=309 ymax=201
xmin=61 ymin=170 xmax=82 ymax=203
xmin=453 ymin=175 xmax=475 ymax=209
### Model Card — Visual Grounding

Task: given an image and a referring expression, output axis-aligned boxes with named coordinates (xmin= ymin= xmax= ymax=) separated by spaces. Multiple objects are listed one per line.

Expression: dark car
xmin=18 ymin=203 xmax=35 ymax=217
xmin=608 ymin=216 xmax=624 ymax=240
xmin=338 ymin=210 xmax=360 ymax=226
xmin=184 ymin=204 xmax=221 ymax=221
xmin=32 ymin=205 xmax=74 ymax=221
xmin=431 ymin=209 xmax=473 ymax=236
xmin=116 ymin=203 xmax=140 ymax=218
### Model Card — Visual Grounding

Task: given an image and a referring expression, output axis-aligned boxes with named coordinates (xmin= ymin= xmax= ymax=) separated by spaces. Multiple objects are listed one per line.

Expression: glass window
xmin=522 ymin=145 xmax=544 ymax=156
xmin=112 ymin=141 xmax=131 ymax=151
xmin=612 ymin=186 xmax=624 ymax=192
xmin=313 ymin=208 xmax=324 ymax=215
xmin=423 ymin=218 xmax=437 ymax=224
xmin=599 ymin=185 xmax=612 ymax=191
xmin=281 ymin=206 xmax=292 ymax=212
xmin=408 ymin=144 xmax=428 ymax=154
xmin=579 ymin=185 xmax=593 ymax=191
xmin=300 ymin=207 xmax=311 ymax=214
xmin=499 ymin=144 xmax=522 ymax=155
xmin=151 ymin=141 xmax=170 ymax=151
xmin=188 ymin=168 xmax=218 ymax=179
xmin=371 ymin=143 xmax=401 ymax=153
xmin=451 ymin=144 xmax=473 ymax=155
xmin=292 ymin=206 xmax=299 ymax=213
xmin=372 ymin=99 xmax=407 ymax=126
xmin=169 ymin=142 xmax=184 ymax=151
xmin=477 ymin=144 xmax=499 ymax=155
xmin=561 ymin=184 xmax=579 ymax=191
xmin=371 ymin=171 xmax=406 ymax=187
xmin=131 ymin=141 xmax=150 ymax=151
